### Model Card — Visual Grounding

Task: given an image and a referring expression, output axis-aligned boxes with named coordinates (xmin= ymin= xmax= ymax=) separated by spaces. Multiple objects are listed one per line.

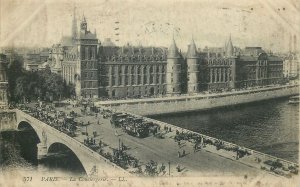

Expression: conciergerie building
xmin=48 ymin=12 xmax=284 ymax=99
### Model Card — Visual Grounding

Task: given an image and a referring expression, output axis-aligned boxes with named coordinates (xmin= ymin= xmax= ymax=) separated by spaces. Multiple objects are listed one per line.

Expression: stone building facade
xmin=49 ymin=14 xmax=285 ymax=99
xmin=0 ymin=54 xmax=8 ymax=108
xmin=283 ymin=53 xmax=299 ymax=79
xmin=98 ymin=46 xmax=169 ymax=98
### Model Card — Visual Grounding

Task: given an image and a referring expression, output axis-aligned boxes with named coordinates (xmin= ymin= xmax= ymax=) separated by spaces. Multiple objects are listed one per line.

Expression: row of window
xmin=257 ymin=60 xmax=268 ymax=66
xmin=109 ymin=65 xmax=167 ymax=75
xmin=209 ymin=71 xmax=232 ymax=83
xmin=207 ymin=60 xmax=233 ymax=66
xmin=83 ymin=71 xmax=97 ymax=79
xmin=109 ymin=55 xmax=166 ymax=62
xmin=81 ymin=46 xmax=96 ymax=60
xmin=82 ymin=61 xmax=97 ymax=69
xmin=82 ymin=81 xmax=98 ymax=88
xmin=62 ymin=66 xmax=76 ymax=84
xmin=110 ymin=74 xmax=166 ymax=86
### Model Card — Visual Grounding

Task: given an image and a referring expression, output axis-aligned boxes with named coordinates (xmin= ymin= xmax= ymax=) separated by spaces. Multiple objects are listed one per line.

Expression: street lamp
xmin=168 ymin=161 xmax=170 ymax=176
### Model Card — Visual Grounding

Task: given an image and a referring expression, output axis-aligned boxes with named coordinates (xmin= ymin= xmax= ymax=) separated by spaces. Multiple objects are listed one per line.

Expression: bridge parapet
xmin=15 ymin=109 xmax=129 ymax=177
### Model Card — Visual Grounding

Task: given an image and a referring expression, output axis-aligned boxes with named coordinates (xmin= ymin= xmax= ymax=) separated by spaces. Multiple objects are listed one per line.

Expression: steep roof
xmin=186 ymin=39 xmax=198 ymax=58
xmin=242 ymin=47 xmax=265 ymax=56
xmin=167 ymin=38 xmax=180 ymax=58
xmin=78 ymin=31 xmax=97 ymax=40
xmin=239 ymin=55 xmax=258 ymax=61
xmin=267 ymin=55 xmax=282 ymax=61
xmin=99 ymin=46 xmax=167 ymax=61
xmin=225 ymin=35 xmax=234 ymax=56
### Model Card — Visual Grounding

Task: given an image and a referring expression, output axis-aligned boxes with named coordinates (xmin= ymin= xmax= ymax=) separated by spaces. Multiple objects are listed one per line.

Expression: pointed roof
xmin=168 ymin=37 xmax=180 ymax=58
xmin=82 ymin=14 xmax=86 ymax=23
xmin=225 ymin=34 xmax=234 ymax=56
xmin=186 ymin=38 xmax=198 ymax=58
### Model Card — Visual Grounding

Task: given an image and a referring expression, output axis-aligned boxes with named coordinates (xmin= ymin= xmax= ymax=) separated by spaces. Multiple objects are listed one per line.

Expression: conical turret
xmin=167 ymin=37 xmax=180 ymax=58
xmin=186 ymin=38 xmax=200 ymax=93
xmin=186 ymin=38 xmax=198 ymax=58
xmin=166 ymin=36 xmax=182 ymax=95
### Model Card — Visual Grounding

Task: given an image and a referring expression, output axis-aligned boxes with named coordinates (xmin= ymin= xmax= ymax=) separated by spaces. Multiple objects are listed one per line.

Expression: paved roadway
xmin=56 ymin=104 xmax=275 ymax=178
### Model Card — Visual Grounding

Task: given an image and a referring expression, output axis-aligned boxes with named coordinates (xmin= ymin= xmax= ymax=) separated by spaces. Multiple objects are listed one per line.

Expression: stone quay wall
xmin=96 ymin=84 xmax=299 ymax=116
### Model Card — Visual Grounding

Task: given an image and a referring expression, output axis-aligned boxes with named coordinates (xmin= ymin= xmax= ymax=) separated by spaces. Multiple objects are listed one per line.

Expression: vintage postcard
xmin=0 ymin=0 xmax=299 ymax=186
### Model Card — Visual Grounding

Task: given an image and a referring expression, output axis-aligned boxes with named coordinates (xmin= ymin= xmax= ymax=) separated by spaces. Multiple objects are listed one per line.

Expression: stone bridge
xmin=1 ymin=109 xmax=127 ymax=176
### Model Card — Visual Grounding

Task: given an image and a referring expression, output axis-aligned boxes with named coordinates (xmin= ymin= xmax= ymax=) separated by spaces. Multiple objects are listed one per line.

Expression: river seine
xmin=151 ymin=97 xmax=299 ymax=163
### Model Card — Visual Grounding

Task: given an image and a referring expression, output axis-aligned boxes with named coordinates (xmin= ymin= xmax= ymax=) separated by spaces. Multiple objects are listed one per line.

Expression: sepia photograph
xmin=0 ymin=0 xmax=299 ymax=186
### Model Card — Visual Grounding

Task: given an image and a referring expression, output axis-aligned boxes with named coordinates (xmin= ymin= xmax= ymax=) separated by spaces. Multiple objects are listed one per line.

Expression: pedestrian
xmin=178 ymin=140 xmax=180 ymax=146
xmin=182 ymin=150 xmax=185 ymax=157
xmin=169 ymin=127 xmax=171 ymax=132
xmin=194 ymin=144 xmax=197 ymax=153
xmin=178 ymin=151 xmax=181 ymax=158
xmin=99 ymin=140 xmax=102 ymax=148
xmin=176 ymin=164 xmax=180 ymax=172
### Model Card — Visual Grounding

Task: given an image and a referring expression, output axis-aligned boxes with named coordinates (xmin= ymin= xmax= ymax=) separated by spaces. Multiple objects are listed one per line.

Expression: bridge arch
xmin=17 ymin=121 xmax=41 ymax=165
xmin=47 ymin=142 xmax=87 ymax=175
xmin=17 ymin=121 xmax=42 ymax=142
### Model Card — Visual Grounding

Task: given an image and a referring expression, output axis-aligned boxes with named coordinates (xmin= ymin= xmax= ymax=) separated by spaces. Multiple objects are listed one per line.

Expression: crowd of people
xmin=19 ymin=103 xmax=77 ymax=136
xmin=17 ymin=102 xmax=183 ymax=176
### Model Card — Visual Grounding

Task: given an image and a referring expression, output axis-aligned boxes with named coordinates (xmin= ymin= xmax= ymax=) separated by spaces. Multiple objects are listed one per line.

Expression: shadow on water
xmin=150 ymin=97 xmax=299 ymax=163
xmin=41 ymin=143 xmax=86 ymax=175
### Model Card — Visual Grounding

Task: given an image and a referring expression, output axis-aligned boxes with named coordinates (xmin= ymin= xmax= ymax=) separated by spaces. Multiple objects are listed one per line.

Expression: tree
xmin=7 ymin=54 xmax=24 ymax=102
xmin=14 ymin=76 xmax=29 ymax=103
xmin=7 ymin=54 xmax=74 ymax=103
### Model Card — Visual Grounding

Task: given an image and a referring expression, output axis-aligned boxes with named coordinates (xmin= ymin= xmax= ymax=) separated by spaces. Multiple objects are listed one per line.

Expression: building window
xmin=143 ymin=68 xmax=147 ymax=84
xmin=85 ymin=47 xmax=89 ymax=60
xmin=131 ymin=75 xmax=134 ymax=85
xmin=125 ymin=75 xmax=128 ymax=85
xmin=92 ymin=47 xmax=96 ymax=59
xmin=162 ymin=75 xmax=166 ymax=83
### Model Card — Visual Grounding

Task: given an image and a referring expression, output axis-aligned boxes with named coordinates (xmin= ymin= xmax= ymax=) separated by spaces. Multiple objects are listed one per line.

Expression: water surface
xmin=151 ymin=98 xmax=299 ymax=163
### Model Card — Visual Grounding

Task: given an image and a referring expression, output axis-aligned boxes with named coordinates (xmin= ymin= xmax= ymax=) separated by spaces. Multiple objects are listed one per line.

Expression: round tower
xmin=186 ymin=39 xmax=199 ymax=93
xmin=0 ymin=54 xmax=8 ymax=108
xmin=166 ymin=38 xmax=182 ymax=95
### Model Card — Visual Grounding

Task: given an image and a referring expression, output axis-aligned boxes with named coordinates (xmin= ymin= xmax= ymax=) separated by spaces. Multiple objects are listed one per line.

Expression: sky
xmin=0 ymin=0 xmax=299 ymax=52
